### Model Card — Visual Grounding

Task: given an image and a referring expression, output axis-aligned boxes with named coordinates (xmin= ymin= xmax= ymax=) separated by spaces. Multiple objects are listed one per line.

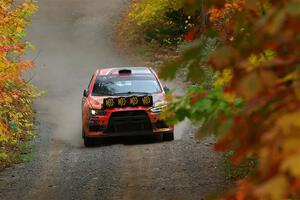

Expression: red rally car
xmin=82 ymin=67 xmax=174 ymax=147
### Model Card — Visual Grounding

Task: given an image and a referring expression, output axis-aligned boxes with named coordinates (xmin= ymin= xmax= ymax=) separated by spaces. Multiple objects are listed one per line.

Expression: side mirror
xmin=83 ymin=89 xmax=88 ymax=97
xmin=163 ymin=86 xmax=170 ymax=93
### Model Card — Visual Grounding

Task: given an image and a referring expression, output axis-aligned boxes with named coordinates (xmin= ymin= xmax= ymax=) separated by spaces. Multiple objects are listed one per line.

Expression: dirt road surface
xmin=0 ymin=1 xmax=225 ymax=199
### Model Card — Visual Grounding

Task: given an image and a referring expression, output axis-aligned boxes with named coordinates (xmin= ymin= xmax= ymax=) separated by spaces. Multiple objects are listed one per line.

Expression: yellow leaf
xmin=282 ymin=137 xmax=300 ymax=154
xmin=276 ymin=111 xmax=300 ymax=135
xmin=255 ymin=175 xmax=289 ymax=200
xmin=223 ymin=92 xmax=236 ymax=103
xmin=248 ymin=54 xmax=259 ymax=65
xmin=280 ymin=154 xmax=300 ymax=178
xmin=16 ymin=26 xmax=23 ymax=33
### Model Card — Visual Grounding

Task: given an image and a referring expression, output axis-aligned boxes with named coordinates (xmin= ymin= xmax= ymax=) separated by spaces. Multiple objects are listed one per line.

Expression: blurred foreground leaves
xmin=160 ymin=0 xmax=300 ymax=199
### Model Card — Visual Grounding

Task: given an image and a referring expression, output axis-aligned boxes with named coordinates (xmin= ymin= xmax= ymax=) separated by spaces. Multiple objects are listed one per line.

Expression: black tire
xmin=82 ymin=128 xmax=85 ymax=138
xmin=84 ymin=137 xmax=94 ymax=147
xmin=156 ymin=133 xmax=164 ymax=142
xmin=163 ymin=132 xmax=174 ymax=141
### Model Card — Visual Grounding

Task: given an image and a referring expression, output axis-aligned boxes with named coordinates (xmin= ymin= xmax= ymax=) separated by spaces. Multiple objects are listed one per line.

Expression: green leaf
xmin=286 ymin=2 xmax=300 ymax=16
xmin=175 ymin=108 xmax=190 ymax=121
xmin=216 ymin=118 xmax=233 ymax=137
xmin=259 ymin=2 xmax=271 ymax=15
xmin=206 ymin=28 xmax=219 ymax=38
xmin=159 ymin=61 xmax=181 ymax=80
xmin=187 ymin=63 xmax=205 ymax=83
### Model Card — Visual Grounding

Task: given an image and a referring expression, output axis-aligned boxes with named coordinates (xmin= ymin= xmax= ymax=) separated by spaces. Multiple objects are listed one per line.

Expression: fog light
xmin=90 ymin=109 xmax=107 ymax=116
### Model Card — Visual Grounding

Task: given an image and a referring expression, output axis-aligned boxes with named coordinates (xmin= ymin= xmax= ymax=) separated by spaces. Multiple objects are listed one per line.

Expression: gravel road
xmin=0 ymin=0 xmax=225 ymax=199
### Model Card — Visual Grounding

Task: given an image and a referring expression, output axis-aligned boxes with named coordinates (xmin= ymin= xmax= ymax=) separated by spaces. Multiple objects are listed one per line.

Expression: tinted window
xmin=92 ymin=76 xmax=162 ymax=96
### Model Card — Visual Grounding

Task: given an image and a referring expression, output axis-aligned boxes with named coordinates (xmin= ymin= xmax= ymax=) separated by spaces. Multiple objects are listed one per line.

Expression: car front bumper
xmin=83 ymin=109 xmax=173 ymax=138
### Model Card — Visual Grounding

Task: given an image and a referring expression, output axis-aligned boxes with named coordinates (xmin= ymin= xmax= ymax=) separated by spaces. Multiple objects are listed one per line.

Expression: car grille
xmin=106 ymin=110 xmax=152 ymax=133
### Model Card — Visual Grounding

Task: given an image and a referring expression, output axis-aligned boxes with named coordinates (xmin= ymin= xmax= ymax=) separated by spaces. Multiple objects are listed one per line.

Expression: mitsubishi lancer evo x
xmin=81 ymin=67 xmax=174 ymax=147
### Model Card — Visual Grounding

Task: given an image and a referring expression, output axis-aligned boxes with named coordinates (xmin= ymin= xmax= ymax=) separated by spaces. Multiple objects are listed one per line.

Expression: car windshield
xmin=92 ymin=75 xmax=162 ymax=96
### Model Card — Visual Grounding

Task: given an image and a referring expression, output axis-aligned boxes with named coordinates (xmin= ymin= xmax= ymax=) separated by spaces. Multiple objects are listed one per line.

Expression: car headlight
xmin=90 ymin=109 xmax=106 ymax=116
xmin=149 ymin=103 xmax=167 ymax=114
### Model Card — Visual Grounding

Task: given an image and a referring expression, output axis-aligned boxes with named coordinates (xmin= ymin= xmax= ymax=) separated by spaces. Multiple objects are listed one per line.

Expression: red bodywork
xmin=82 ymin=67 xmax=173 ymax=139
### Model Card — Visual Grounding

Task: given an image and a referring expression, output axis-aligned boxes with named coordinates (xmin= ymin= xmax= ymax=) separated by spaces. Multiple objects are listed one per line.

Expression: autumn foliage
xmin=210 ymin=0 xmax=300 ymax=199
xmin=159 ymin=0 xmax=300 ymax=199
xmin=0 ymin=0 xmax=37 ymax=168
xmin=126 ymin=0 xmax=195 ymax=45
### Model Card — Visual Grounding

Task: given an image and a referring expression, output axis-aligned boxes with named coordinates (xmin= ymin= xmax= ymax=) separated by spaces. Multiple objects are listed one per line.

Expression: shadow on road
xmin=84 ymin=135 xmax=169 ymax=148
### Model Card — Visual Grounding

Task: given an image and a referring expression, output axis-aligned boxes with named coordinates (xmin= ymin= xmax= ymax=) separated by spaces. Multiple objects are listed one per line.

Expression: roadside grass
xmin=0 ymin=141 xmax=35 ymax=189
xmin=15 ymin=140 xmax=36 ymax=163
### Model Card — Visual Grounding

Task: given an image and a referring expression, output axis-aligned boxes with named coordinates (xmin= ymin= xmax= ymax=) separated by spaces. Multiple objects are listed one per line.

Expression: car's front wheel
xmin=82 ymin=128 xmax=85 ymax=138
xmin=84 ymin=137 xmax=94 ymax=147
xmin=163 ymin=132 xmax=174 ymax=141
xmin=82 ymin=128 xmax=94 ymax=147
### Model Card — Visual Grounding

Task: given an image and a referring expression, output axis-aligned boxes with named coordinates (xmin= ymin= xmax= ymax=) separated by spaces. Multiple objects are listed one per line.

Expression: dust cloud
xmin=24 ymin=0 xmax=190 ymax=146
xmin=25 ymin=0 xmax=125 ymax=146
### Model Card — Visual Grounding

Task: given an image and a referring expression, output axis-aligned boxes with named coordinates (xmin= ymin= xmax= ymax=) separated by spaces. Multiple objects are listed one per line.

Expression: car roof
xmin=96 ymin=67 xmax=154 ymax=77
